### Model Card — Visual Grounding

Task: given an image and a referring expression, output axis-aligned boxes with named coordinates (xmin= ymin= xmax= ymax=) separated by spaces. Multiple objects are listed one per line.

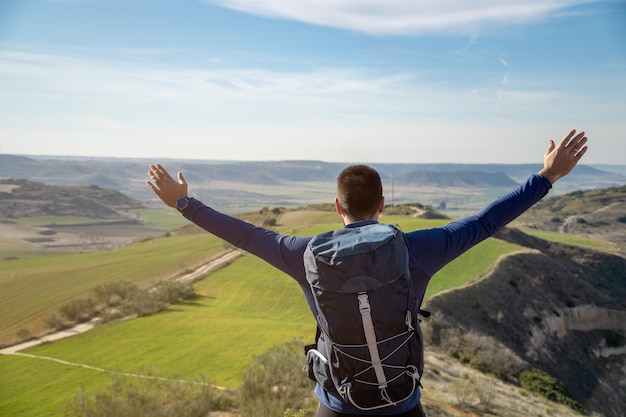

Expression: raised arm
xmin=407 ymin=128 xmax=590 ymax=282
xmin=145 ymin=163 xmax=311 ymax=281
xmin=538 ymin=129 xmax=588 ymax=184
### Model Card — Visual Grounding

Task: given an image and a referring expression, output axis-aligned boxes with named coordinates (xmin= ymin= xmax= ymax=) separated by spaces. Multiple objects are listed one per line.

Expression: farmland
xmin=1 ymin=176 xmax=624 ymax=416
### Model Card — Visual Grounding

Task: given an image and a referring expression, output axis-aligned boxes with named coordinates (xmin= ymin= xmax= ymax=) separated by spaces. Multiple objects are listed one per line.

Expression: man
xmin=147 ymin=129 xmax=588 ymax=416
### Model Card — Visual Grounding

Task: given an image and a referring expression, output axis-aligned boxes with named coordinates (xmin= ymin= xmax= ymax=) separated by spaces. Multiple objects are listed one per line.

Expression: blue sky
xmin=0 ymin=0 xmax=624 ymax=164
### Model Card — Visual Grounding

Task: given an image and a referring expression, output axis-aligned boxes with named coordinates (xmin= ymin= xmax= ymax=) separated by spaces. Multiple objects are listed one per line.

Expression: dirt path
xmin=0 ymin=249 xmax=244 ymax=355
xmin=7 ymin=350 xmax=226 ymax=389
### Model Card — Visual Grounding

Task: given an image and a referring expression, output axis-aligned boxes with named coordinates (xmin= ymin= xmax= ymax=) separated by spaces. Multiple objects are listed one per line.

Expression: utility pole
xmin=391 ymin=173 xmax=395 ymax=207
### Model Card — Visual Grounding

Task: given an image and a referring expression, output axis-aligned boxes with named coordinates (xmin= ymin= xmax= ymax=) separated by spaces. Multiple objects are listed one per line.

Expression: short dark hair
xmin=336 ymin=164 xmax=383 ymax=220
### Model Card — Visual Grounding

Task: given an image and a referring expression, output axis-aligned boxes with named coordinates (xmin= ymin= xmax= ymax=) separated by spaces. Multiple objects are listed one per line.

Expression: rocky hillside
xmin=425 ymin=228 xmax=626 ymax=417
xmin=518 ymin=184 xmax=626 ymax=255
xmin=0 ymin=179 xmax=146 ymax=219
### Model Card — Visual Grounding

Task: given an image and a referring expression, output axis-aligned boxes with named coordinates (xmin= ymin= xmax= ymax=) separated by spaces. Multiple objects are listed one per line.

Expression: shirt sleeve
xmin=405 ymin=173 xmax=552 ymax=278
xmin=181 ymin=200 xmax=311 ymax=280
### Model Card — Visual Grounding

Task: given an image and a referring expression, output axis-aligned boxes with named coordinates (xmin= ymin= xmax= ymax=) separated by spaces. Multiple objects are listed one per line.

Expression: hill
xmin=0 ymin=173 xmax=625 ymax=416
xmin=0 ymin=179 xmax=144 ymax=218
xmin=518 ymin=183 xmax=626 ymax=255
xmin=1 ymin=154 xmax=625 ymax=213
xmin=0 ymin=179 xmax=170 ymax=253
xmin=425 ymin=227 xmax=626 ymax=417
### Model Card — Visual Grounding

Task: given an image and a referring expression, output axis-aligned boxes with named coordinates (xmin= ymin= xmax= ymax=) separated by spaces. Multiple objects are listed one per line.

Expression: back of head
xmin=336 ymin=164 xmax=383 ymax=221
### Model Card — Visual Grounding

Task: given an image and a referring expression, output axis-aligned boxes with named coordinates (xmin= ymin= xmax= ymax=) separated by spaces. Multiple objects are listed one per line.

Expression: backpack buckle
xmin=357 ymin=293 xmax=371 ymax=313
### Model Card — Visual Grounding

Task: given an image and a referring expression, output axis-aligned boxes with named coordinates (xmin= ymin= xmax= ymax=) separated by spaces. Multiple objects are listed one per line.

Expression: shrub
xmin=91 ymin=280 xmax=139 ymax=307
xmin=440 ymin=328 xmax=524 ymax=381
xmin=65 ymin=372 xmax=233 ymax=417
xmin=97 ymin=280 xmax=195 ymax=319
xmin=263 ymin=218 xmax=277 ymax=227
xmin=284 ymin=409 xmax=307 ymax=417
xmin=43 ymin=311 xmax=67 ymax=331
xmin=119 ymin=291 xmax=166 ymax=317
xmin=16 ymin=327 xmax=31 ymax=340
xmin=239 ymin=340 xmax=315 ymax=417
xmin=152 ymin=280 xmax=195 ymax=304
xmin=519 ymin=369 xmax=584 ymax=413
xmin=59 ymin=298 xmax=94 ymax=322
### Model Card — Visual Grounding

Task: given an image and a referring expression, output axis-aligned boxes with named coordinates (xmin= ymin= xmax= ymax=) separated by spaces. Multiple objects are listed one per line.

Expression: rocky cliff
xmin=425 ymin=228 xmax=626 ymax=417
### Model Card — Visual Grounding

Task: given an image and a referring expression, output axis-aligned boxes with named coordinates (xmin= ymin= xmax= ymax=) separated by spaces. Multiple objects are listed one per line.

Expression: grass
xmin=0 ymin=210 xmax=614 ymax=417
xmin=24 ymin=255 xmax=313 ymax=384
xmin=0 ymin=236 xmax=70 ymax=260
xmin=0 ymin=254 xmax=314 ymax=417
xmin=8 ymin=209 xmax=188 ymax=231
xmin=132 ymin=208 xmax=190 ymax=230
xmin=520 ymin=228 xmax=616 ymax=252
xmin=0 ymin=354 xmax=112 ymax=417
xmin=0 ymin=233 xmax=227 ymax=343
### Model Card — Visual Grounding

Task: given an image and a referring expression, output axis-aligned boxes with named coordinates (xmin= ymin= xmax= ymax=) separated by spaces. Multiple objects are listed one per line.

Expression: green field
xmin=520 ymin=228 xmax=616 ymax=252
xmin=0 ymin=233 xmax=228 ymax=343
xmin=131 ymin=208 xmax=191 ymax=230
xmin=0 ymin=211 xmax=611 ymax=417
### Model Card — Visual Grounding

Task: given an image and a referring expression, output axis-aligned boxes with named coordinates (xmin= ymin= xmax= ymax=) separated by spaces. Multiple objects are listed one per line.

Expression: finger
xmin=574 ymin=144 xmax=589 ymax=159
xmin=576 ymin=146 xmax=588 ymax=159
xmin=154 ymin=164 xmax=175 ymax=182
xmin=146 ymin=181 xmax=160 ymax=193
xmin=147 ymin=168 xmax=162 ymax=185
xmin=178 ymin=171 xmax=187 ymax=185
xmin=572 ymin=132 xmax=587 ymax=149
xmin=559 ymin=129 xmax=577 ymax=149
xmin=545 ymin=139 xmax=556 ymax=155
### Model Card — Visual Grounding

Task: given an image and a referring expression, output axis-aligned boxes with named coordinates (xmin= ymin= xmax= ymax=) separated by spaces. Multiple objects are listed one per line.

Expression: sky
xmin=0 ymin=0 xmax=625 ymax=164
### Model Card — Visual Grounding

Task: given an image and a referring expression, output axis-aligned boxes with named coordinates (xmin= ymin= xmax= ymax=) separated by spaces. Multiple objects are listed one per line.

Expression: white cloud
xmin=1 ymin=46 xmax=623 ymax=164
xmin=200 ymin=0 xmax=601 ymax=35
xmin=0 ymin=47 xmax=618 ymax=124
xmin=0 ymin=48 xmax=427 ymax=117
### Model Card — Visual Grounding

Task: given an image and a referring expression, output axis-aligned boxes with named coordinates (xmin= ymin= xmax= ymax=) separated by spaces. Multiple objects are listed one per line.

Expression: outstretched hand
xmin=538 ymin=129 xmax=588 ymax=184
xmin=146 ymin=164 xmax=188 ymax=208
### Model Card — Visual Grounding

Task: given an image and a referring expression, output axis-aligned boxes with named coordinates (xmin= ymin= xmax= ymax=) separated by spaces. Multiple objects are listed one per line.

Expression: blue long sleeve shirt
xmin=182 ymin=173 xmax=553 ymax=414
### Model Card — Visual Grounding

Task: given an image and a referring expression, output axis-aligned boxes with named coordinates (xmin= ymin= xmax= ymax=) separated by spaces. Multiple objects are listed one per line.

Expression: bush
xmin=16 ymin=327 xmax=31 ymax=340
xmin=43 ymin=311 xmax=67 ymax=331
xmin=92 ymin=279 xmax=196 ymax=319
xmin=152 ymin=280 xmax=195 ymax=304
xmin=239 ymin=340 xmax=315 ymax=417
xmin=519 ymin=369 xmax=584 ymax=413
xmin=91 ymin=280 xmax=140 ymax=308
xmin=65 ymin=372 xmax=234 ymax=417
xmin=440 ymin=328 xmax=524 ymax=381
xmin=117 ymin=280 xmax=196 ymax=317
xmin=119 ymin=291 xmax=166 ymax=317
xmin=59 ymin=298 xmax=94 ymax=322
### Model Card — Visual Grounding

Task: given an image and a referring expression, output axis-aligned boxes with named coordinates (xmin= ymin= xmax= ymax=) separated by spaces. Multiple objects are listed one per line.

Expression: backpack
xmin=303 ymin=223 xmax=424 ymax=411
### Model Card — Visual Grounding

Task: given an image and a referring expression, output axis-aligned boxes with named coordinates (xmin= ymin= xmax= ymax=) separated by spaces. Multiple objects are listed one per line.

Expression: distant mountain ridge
xmin=1 ymin=154 xmax=624 ymax=213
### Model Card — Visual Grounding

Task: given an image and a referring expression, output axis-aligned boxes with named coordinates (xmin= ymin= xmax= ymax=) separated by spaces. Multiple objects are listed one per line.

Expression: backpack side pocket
xmin=305 ymin=348 xmax=334 ymax=391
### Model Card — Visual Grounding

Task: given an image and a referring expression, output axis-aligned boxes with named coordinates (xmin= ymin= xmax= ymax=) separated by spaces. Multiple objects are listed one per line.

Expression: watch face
xmin=176 ymin=197 xmax=188 ymax=211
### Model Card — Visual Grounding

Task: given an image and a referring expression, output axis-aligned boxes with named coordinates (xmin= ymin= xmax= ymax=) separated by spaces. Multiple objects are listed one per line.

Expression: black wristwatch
xmin=175 ymin=197 xmax=190 ymax=213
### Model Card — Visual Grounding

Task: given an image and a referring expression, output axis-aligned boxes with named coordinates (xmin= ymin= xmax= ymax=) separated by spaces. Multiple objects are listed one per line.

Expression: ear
xmin=378 ymin=196 xmax=385 ymax=213
xmin=335 ymin=198 xmax=344 ymax=215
